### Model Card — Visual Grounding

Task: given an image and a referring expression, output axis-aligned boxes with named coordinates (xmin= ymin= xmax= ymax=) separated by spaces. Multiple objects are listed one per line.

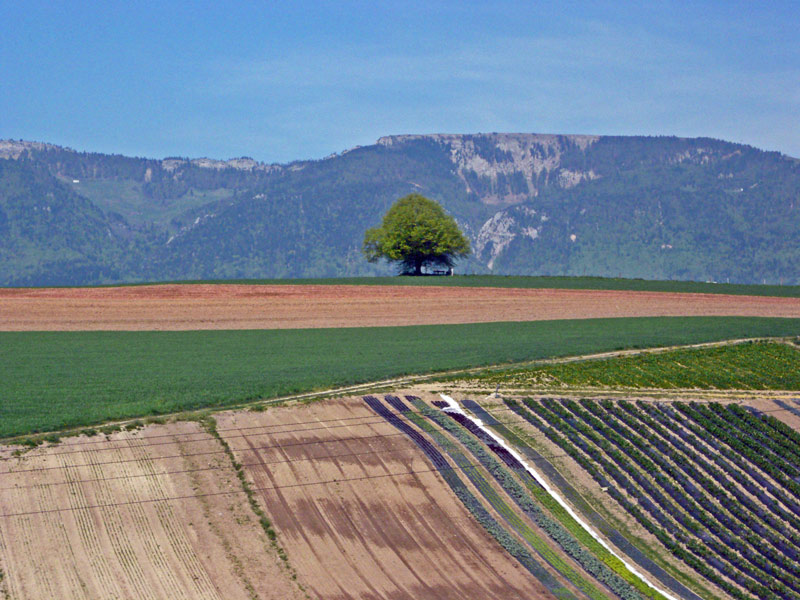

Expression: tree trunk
xmin=414 ymin=258 xmax=423 ymax=275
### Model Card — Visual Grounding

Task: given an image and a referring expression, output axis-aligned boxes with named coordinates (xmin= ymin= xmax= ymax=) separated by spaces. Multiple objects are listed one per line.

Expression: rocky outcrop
xmin=4 ymin=133 xmax=797 ymax=285
xmin=378 ymin=133 xmax=600 ymax=204
xmin=0 ymin=140 xmax=65 ymax=159
xmin=1 ymin=140 xmax=284 ymax=173
xmin=475 ymin=205 xmax=547 ymax=269
xmin=161 ymin=156 xmax=283 ymax=172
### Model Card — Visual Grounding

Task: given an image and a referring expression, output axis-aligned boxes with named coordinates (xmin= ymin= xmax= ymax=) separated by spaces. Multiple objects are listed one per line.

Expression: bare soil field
xmin=0 ymin=422 xmax=303 ymax=600
xmin=0 ymin=397 xmax=559 ymax=600
xmin=215 ymin=397 xmax=551 ymax=600
xmin=2 ymin=283 xmax=800 ymax=330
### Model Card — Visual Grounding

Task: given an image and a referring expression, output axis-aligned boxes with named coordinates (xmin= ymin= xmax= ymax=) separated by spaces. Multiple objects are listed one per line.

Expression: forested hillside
xmin=1 ymin=134 xmax=798 ymax=285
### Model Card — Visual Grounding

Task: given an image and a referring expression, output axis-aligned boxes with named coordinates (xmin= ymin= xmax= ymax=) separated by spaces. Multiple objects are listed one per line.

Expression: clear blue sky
xmin=2 ymin=1 xmax=798 ymax=163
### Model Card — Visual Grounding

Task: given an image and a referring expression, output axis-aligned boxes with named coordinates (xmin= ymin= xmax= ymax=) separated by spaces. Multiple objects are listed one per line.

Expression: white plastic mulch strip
xmin=439 ymin=394 xmax=680 ymax=600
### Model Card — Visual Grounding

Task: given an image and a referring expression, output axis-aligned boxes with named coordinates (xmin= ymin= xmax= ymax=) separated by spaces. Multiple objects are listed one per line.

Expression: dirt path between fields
xmin=2 ymin=283 xmax=800 ymax=330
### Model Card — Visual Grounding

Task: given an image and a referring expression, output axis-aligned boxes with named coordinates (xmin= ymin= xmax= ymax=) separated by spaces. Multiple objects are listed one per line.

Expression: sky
xmin=1 ymin=1 xmax=798 ymax=163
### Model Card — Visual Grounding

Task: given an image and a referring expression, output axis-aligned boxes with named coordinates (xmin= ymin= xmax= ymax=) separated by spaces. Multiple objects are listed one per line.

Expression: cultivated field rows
xmin=5 ymin=390 xmax=800 ymax=600
xmin=215 ymin=398 xmax=552 ymax=599
xmin=366 ymin=394 xmax=600 ymax=598
xmin=0 ymin=422 xmax=302 ymax=600
xmin=467 ymin=341 xmax=800 ymax=392
xmin=478 ymin=394 xmax=800 ymax=600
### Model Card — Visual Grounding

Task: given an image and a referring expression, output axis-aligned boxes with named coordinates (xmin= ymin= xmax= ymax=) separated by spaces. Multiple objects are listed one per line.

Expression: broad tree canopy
xmin=363 ymin=194 xmax=471 ymax=275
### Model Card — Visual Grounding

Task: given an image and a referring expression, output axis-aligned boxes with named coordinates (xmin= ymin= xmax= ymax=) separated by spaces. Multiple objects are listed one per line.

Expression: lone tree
xmin=363 ymin=194 xmax=471 ymax=275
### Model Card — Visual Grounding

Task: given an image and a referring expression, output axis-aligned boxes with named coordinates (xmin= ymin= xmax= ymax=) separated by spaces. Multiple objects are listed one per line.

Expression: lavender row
xmin=462 ymin=398 xmax=705 ymax=600
xmin=635 ymin=401 xmax=800 ymax=552
xmin=656 ymin=403 xmax=800 ymax=520
xmin=506 ymin=398 xmax=755 ymax=600
xmin=537 ymin=398 xmax=783 ymax=598
xmin=674 ymin=403 xmax=800 ymax=515
xmin=571 ymin=399 xmax=800 ymax=597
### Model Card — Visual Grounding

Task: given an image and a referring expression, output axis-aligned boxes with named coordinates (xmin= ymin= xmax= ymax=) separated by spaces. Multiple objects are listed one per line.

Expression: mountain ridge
xmin=1 ymin=133 xmax=798 ymax=286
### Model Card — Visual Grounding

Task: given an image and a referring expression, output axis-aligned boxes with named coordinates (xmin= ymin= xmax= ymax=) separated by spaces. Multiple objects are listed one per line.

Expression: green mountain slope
xmin=0 ymin=158 xmax=134 ymax=285
xmin=1 ymin=134 xmax=799 ymax=285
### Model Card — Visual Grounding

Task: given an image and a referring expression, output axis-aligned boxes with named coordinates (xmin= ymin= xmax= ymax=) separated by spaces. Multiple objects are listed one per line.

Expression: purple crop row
xmin=706 ymin=404 xmax=800 ymax=480
xmin=674 ymin=403 xmax=800 ymax=516
xmin=538 ymin=399 xmax=698 ymax=538
xmin=363 ymin=395 xmax=449 ymax=470
xmin=539 ymin=398 xmax=789 ymax=599
xmin=442 ymin=411 xmax=529 ymax=475
xmin=657 ymin=404 xmax=800 ymax=517
xmin=637 ymin=402 xmax=800 ymax=551
xmin=506 ymin=399 xmax=756 ymax=600
xmin=581 ymin=400 xmax=800 ymax=568
xmin=384 ymin=394 xmax=411 ymax=413
xmin=570 ymin=399 xmax=800 ymax=597
xmin=526 ymin=399 xmax=689 ymax=537
xmin=362 ymin=395 xmax=576 ymax=594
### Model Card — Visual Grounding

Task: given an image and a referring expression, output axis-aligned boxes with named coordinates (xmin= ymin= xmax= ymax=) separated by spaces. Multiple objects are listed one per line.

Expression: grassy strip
xmin=394 ymin=398 xmax=613 ymax=600
xmin=3 ymin=317 xmax=800 ymax=438
xmin=419 ymin=405 xmax=654 ymax=600
xmin=472 ymin=340 xmax=800 ymax=390
xmin=105 ymin=274 xmax=800 ymax=298
xmin=406 ymin=397 xmax=658 ymax=600
xmin=200 ymin=416 xmax=303 ymax=593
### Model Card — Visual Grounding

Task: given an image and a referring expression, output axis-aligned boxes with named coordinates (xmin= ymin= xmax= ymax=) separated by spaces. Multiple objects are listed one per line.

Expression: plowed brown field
xmin=2 ymin=283 xmax=800 ymax=330
xmin=216 ymin=398 xmax=551 ymax=600
xmin=0 ymin=423 xmax=303 ymax=600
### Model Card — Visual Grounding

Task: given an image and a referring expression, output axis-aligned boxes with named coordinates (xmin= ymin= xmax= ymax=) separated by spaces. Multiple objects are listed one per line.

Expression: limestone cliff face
xmin=378 ymin=133 xmax=600 ymax=205
xmin=376 ymin=133 xmax=602 ymax=269
xmin=474 ymin=205 xmax=547 ymax=269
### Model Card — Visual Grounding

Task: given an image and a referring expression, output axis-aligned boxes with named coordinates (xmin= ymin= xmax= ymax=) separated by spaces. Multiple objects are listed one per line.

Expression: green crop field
xmin=94 ymin=274 xmax=800 ymax=298
xmin=473 ymin=340 xmax=800 ymax=390
xmin=2 ymin=317 xmax=800 ymax=439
